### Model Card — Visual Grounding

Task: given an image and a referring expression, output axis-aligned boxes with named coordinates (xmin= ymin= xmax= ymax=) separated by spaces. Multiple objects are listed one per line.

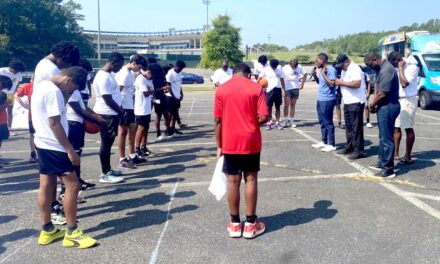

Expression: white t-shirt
xmin=32 ymin=81 xmax=68 ymax=152
xmin=259 ymin=66 xmax=285 ymax=92
xmin=67 ymin=90 xmax=86 ymax=123
xmin=115 ymin=66 xmax=135 ymax=109
xmin=282 ymin=64 xmax=304 ymax=90
xmin=0 ymin=67 xmax=22 ymax=94
xmin=134 ymin=75 xmax=154 ymax=116
xmin=93 ymin=70 xmax=121 ymax=115
xmin=254 ymin=62 xmax=268 ymax=76
xmin=398 ymin=56 xmax=419 ymax=97
xmin=341 ymin=62 xmax=366 ymax=104
xmin=165 ymin=69 xmax=183 ymax=100
xmin=34 ymin=58 xmax=61 ymax=85
xmin=212 ymin=68 xmax=233 ymax=85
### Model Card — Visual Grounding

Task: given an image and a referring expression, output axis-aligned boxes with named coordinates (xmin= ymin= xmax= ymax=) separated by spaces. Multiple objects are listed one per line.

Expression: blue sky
xmin=73 ymin=0 xmax=439 ymax=48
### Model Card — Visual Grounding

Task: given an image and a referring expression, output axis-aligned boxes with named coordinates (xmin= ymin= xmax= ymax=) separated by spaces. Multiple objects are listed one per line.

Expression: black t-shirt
xmin=377 ymin=61 xmax=399 ymax=107
xmin=149 ymin=64 xmax=166 ymax=99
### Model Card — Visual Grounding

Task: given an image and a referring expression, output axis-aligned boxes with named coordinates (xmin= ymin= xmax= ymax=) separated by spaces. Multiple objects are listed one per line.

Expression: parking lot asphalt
xmin=0 ymin=82 xmax=439 ymax=264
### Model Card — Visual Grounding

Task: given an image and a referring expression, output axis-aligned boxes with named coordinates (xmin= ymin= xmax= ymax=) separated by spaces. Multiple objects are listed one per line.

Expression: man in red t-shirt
xmin=214 ymin=63 xmax=269 ymax=239
xmin=15 ymin=80 xmax=38 ymax=163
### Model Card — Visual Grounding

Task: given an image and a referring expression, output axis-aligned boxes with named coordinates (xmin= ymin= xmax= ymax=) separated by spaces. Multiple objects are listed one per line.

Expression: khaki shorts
xmin=395 ymin=96 xmax=417 ymax=129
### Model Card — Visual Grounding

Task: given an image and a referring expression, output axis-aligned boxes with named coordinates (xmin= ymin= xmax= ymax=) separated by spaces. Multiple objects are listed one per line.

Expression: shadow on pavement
xmin=79 ymin=191 xmax=196 ymax=219
xmin=87 ymin=204 xmax=199 ymax=240
xmin=260 ymin=200 xmax=337 ymax=234
xmin=0 ymin=228 xmax=37 ymax=255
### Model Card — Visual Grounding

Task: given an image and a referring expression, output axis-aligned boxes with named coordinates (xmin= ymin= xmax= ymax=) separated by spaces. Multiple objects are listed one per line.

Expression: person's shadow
xmin=260 ymin=200 xmax=337 ymax=234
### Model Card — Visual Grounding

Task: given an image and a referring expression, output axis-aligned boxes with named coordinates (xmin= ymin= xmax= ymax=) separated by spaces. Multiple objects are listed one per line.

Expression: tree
xmin=0 ymin=0 xmax=93 ymax=69
xmin=200 ymin=15 xmax=244 ymax=69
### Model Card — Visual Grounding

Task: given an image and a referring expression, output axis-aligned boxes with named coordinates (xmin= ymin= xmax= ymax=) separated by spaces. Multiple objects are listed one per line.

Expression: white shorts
xmin=395 ymin=96 xmax=417 ymax=129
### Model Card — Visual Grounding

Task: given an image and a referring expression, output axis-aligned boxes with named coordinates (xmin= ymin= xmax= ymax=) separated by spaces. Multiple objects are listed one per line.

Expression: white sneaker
xmin=291 ymin=123 xmax=297 ymax=128
xmin=366 ymin=123 xmax=373 ymax=128
xmin=321 ymin=145 xmax=336 ymax=152
xmin=99 ymin=173 xmax=124 ymax=184
xmin=51 ymin=212 xmax=67 ymax=225
xmin=312 ymin=142 xmax=326 ymax=149
xmin=283 ymin=119 xmax=291 ymax=128
xmin=155 ymin=135 xmax=166 ymax=142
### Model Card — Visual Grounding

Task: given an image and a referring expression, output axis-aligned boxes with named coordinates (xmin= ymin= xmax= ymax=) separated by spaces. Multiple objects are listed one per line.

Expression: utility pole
xmin=202 ymin=0 xmax=210 ymax=31
xmin=97 ymin=0 xmax=101 ymax=62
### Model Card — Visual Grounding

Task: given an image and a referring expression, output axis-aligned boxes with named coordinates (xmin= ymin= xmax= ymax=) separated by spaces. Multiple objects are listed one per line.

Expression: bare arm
xmin=215 ymin=118 xmax=222 ymax=158
xmin=49 ymin=115 xmax=79 ymax=165
xmin=14 ymin=94 xmax=29 ymax=109
xmin=398 ymin=62 xmax=409 ymax=88
xmin=300 ymin=73 xmax=308 ymax=89
xmin=335 ymin=79 xmax=361 ymax=89
xmin=321 ymin=68 xmax=335 ymax=88
xmin=370 ymin=91 xmax=387 ymax=109
xmin=69 ymin=102 xmax=106 ymax=125
xmin=102 ymin=94 xmax=124 ymax=115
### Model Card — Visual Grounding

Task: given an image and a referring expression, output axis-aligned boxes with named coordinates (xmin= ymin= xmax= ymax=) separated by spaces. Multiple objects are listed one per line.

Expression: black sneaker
xmin=368 ymin=163 xmax=382 ymax=171
xmin=174 ymin=130 xmax=183 ymax=135
xmin=131 ymin=155 xmax=147 ymax=164
xmin=338 ymin=124 xmax=346 ymax=129
xmin=347 ymin=152 xmax=365 ymax=160
xmin=79 ymin=181 xmax=95 ymax=191
xmin=374 ymin=170 xmax=396 ymax=178
xmin=337 ymin=148 xmax=352 ymax=155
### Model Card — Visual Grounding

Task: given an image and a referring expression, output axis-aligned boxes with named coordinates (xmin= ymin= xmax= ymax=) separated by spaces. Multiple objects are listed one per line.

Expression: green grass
xmin=182 ymin=84 xmax=215 ymax=92
xmin=248 ymin=51 xmax=365 ymax=65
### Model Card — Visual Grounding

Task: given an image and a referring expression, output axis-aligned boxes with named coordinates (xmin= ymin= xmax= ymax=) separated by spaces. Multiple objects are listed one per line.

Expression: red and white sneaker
xmin=227 ymin=221 xmax=242 ymax=238
xmin=243 ymin=220 xmax=265 ymax=239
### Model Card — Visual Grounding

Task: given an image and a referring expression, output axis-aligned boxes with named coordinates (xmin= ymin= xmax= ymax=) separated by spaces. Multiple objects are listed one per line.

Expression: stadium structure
xmin=83 ymin=28 xmax=204 ymax=60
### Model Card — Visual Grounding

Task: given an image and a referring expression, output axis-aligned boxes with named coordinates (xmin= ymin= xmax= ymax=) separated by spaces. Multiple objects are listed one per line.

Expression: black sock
xmin=367 ymin=118 xmax=370 ymax=123
xmin=42 ymin=222 xmax=54 ymax=232
xmin=338 ymin=122 xmax=341 ymax=126
xmin=246 ymin=215 xmax=257 ymax=224
xmin=230 ymin=214 xmax=240 ymax=223
xmin=31 ymin=151 xmax=36 ymax=157
xmin=67 ymin=224 xmax=78 ymax=235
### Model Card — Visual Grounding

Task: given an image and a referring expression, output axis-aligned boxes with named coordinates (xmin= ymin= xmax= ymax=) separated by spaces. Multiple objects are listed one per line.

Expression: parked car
xmin=181 ymin=72 xmax=204 ymax=84
xmin=361 ymin=66 xmax=376 ymax=94
xmin=20 ymin=71 xmax=34 ymax=84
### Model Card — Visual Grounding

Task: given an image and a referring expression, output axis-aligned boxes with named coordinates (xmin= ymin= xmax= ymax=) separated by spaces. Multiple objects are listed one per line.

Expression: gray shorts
xmin=285 ymin=89 xmax=299 ymax=99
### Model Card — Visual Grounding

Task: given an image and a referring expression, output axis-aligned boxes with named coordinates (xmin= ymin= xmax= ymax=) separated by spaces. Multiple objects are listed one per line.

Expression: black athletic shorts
xmin=68 ymin=121 xmax=85 ymax=150
xmin=28 ymin=121 xmax=35 ymax=134
xmin=119 ymin=109 xmax=135 ymax=126
xmin=99 ymin=114 xmax=120 ymax=139
xmin=36 ymin=147 xmax=74 ymax=176
xmin=222 ymin=153 xmax=261 ymax=175
xmin=166 ymin=96 xmax=181 ymax=113
xmin=154 ymin=95 xmax=167 ymax=115
xmin=135 ymin=115 xmax=151 ymax=131
xmin=336 ymin=87 xmax=342 ymax=105
xmin=266 ymin=88 xmax=283 ymax=107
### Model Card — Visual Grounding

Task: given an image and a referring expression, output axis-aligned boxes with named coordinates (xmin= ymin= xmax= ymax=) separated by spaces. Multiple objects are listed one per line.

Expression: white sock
xmin=129 ymin=153 xmax=137 ymax=159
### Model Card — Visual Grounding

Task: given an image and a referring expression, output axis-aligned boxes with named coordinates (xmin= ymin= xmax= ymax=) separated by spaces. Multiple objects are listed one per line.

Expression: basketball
xmin=84 ymin=119 xmax=101 ymax=134
xmin=258 ymin=78 xmax=268 ymax=89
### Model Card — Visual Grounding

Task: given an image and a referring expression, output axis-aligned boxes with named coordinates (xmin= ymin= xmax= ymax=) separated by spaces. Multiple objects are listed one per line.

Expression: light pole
xmin=97 ymin=0 xmax=101 ymax=62
xmin=202 ymin=0 xmax=210 ymax=31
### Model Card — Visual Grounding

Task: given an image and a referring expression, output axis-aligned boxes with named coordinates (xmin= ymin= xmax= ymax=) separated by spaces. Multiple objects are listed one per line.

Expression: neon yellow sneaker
xmin=63 ymin=228 xmax=97 ymax=249
xmin=38 ymin=228 xmax=66 ymax=245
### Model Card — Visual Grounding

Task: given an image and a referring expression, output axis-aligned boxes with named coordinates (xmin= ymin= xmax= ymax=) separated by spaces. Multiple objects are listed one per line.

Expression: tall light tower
xmin=202 ymin=0 xmax=210 ymax=31
xmin=97 ymin=0 xmax=101 ymax=62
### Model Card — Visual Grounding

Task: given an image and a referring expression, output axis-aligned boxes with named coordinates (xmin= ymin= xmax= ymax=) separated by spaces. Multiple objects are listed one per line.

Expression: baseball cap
xmin=334 ymin=54 xmax=349 ymax=69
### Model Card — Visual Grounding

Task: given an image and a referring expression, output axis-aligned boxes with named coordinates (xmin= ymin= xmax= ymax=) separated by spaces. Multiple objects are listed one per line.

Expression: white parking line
xmin=292 ymin=127 xmax=440 ymax=221
xmin=0 ymin=139 xmax=309 ymax=154
xmin=149 ymin=179 xmax=180 ymax=264
xmin=416 ymin=112 xmax=440 ymax=121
